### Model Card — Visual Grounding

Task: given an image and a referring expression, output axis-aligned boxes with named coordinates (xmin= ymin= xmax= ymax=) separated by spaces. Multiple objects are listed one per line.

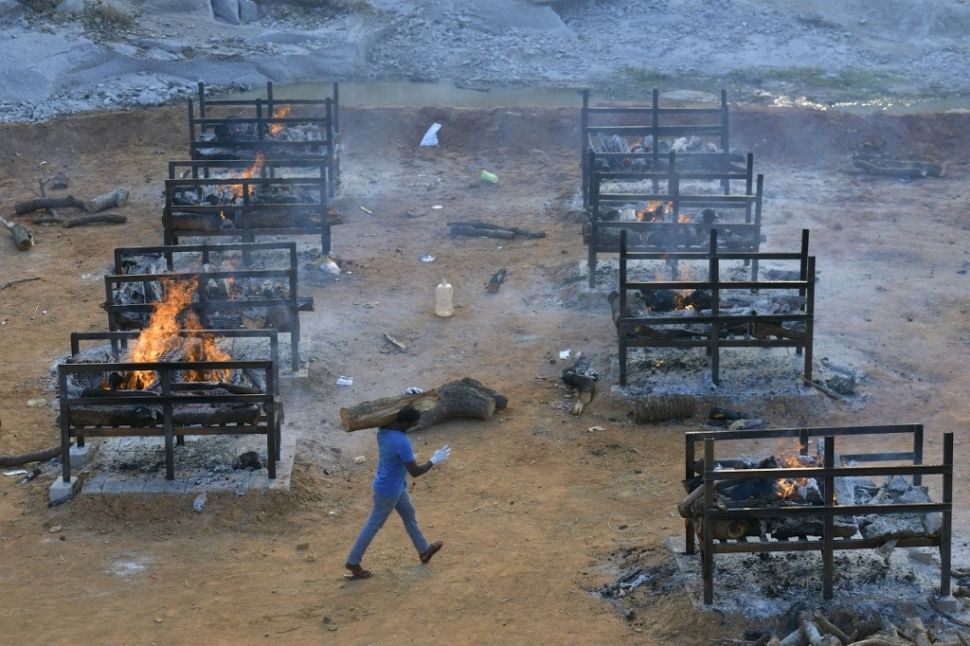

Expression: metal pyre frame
xmin=106 ymin=241 xmax=308 ymax=372
xmin=684 ymin=425 xmax=953 ymax=604
xmin=188 ymin=81 xmax=340 ymax=197
xmin=586 ymin=150 xmax=763 ymax=287
xmin=59 ymin=329 xmax=281 ymax=482
xmin=616 ymin=229 xmax=813 ymax=386
xmin=580 ymin=88 xmax=733 ymax=208
xmin=163 ymin=159 xmax=337 ymax=254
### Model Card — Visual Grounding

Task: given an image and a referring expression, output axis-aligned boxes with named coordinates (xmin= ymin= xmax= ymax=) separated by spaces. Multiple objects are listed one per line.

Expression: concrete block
xmin=121 ymin=474 xmax=146 ymax=494
xmin=69 ymin=444 xmax=89 ymax=469
xmin=49 ymin=476 xmax=80 ymax=504
xmin=238 ymin=0 xmax=257 ymax=22
xmin=934 ymin=595 xmax=960 ymax=613
xmin=212 ymin=0 xmax=240 ymax=24
xmin=99 ymin=476 xmax=126 ymax=494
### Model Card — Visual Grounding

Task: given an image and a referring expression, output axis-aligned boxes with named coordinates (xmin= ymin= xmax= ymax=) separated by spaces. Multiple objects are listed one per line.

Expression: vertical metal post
xmin=266 ymin=81 xmax=273 ymax=115
xmin=256 ymin=99 xmax=264 ymax=142
xmin=720 ymin=89 xmax=729 ymax=155
xmin=187 ymin=98 xmax=195 ymax=151
xmin=823 ymin=436 xmax=835 ymax=600
xmin=266 ymin=365 xmax=277 ymax=478
xmin=913 ymin=424 xmax=924 ymax=487
xmin=580 ymin=89 xmax=590 ymax=208
xmin=104 ymin=278 xmax=117 ymax=333
xmin=685 ymin=437 xmax=696 ymax=554
xmin=59 ymin=366 xmax=71 ymax=483
xmin=941 ymin=432 xmax=953 ymax=596
xmin=332 ymin=82 xmax=340 ymax=133
xmin=161 ymin=369 xmax=175 ymax=480
xmin=197 ymin=81 xmax=206 ymax=120
xmin=618 ymin=230 xmax=628 ymax=386
xmin=325 ymin=98 xmax=336 ymax=198
xmin=804 ymin=256 xmax=815 ymax=382
xmin=799 ymin=428 xmax=809 ymax=456
xmin=703 ymin=438 xmax=715 ymax=605
xmin=751 ymin=174 xmax=764 ymax=281
xmin=744 ymin=152 xmax=753 ymax=199
xmin=587 ymin=162 xmax=599 ymax=288
xmin=651 ymin=89 xmax=660 ymax=173
xmin=709 ymin=230 xmax=720 ymax=386
xmin=290 ymin=266 xmax=300 ymax=373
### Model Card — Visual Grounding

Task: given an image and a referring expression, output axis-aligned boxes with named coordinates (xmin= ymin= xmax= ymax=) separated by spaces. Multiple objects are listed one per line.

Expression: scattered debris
xmin=234 ymin=451 xmax=262 ymax=470
xmin=486 ymin=268 xmax=507 ymax=293
xmin=3 ymin=470 xmax=29 ymax=477
xmin=420 ymin=254 xmax=436 ymax=263
xmin=49 ymin=525 xmax=62 ymax=534
xmin=383 ymin=332 xmax=407 ymax=351
xmin=480 ymin=169 xmax=499 ymax=184
xmin=403 ymin=386 xmax=424 ymax=395
xmin=852 ymin=153 xmax=947 ymax=179
xmin=353 ymin=456 xmax=366 ymax=464
xmin=562 ymin=353 xmax=598 ymax=416
xmin=420 ymin=122 xmax=442 ymax=147
xmin=358 ymin=205 xmax=373 ymax=215
xmin=707 ymin=407 xmax=750 ymax=426
xmin=559 ymin=349 xmax=571 ymax=360
xmin=336 ymin=376 xmax=354 ymax=386
xmin=586 ymin=426 xmax=605 ymax=433
xmin=26 ymin=399 xmax=47 ymax=408
xmin=192 ymin=491 xmax=207 ymax=513
xmin=0 ymin=277 xmax=40 ymax=290
xmin=728 ymin=418 xmax=764 ymax=430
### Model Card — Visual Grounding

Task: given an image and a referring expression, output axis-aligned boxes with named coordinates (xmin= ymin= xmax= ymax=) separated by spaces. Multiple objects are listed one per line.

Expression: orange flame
xmin=269 ymin=105 xmax=293 ymax=136
xmin=121 ymin=277 xmax=231 ymax=390
xmin=678 ymin=213 xmax=692 ymax=223
xmin=635 ymin=200 xmax=673 ymax=222
xmin=774 ymin=454 xmax=812 ymax=501
xmin=227 ymin=151 xmax=265 ymax=200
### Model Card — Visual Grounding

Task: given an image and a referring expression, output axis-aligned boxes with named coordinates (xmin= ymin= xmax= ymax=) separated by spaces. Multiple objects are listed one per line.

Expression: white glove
xmin=429 ymin=445 xmax=451 ymax=465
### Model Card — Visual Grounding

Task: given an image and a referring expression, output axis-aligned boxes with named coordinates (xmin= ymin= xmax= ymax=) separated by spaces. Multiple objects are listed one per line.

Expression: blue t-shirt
xmin=372 ymin=427 xmax=415 ymax=497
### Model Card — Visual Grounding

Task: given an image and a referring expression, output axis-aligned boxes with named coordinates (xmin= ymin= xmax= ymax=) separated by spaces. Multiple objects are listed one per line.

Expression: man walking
xmin=345 ymin=405 xmax=451 ymax=579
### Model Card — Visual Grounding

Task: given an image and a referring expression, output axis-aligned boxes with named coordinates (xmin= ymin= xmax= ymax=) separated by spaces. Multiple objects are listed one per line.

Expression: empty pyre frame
xmin=105 ymin=241 xmax=309 ymax=372
xmin=614 ymin=229 xmax=813 ymax=386
xmin=163 ymin=159 xmax=339 ymax=254
xmin=580 ymin=88 xmax=736 ymax=208
xmin=586 ymin=150 xmax=763 ymax=287
xmin=58 ymin=329 xmax=282 ymax=482
xmin=188 ymin=81 xmax=340 ymax=197
xmin=683 ymin=425 xmax=953 ymax=605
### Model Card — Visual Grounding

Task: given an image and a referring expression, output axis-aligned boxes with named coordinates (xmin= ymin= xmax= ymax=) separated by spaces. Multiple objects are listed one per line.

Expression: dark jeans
xmin=347 ymin=489 xmax=430 ymax=565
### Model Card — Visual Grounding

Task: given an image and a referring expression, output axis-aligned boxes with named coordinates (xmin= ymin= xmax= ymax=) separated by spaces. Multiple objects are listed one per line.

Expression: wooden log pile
xmin=718 ymin=609 xmax=970 ymax=646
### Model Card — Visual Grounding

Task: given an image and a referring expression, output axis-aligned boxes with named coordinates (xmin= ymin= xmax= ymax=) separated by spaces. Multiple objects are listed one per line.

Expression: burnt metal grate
xmin=59 ymin=329 xmax=281 ymax=482
xmin=683 ymin=425 xmax=953 ymax=605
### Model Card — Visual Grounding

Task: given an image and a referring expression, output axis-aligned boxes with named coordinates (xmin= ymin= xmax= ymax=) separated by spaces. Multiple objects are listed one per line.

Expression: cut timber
xmin=562 ymin=354 xmax=596 ymax=416
xmin=68 ymin=404 xmax=262 ymax=428
xmin=450 ymin=224 xmax=515 ymax=239
xmin=14 ymin=195 xmax=85 ymax=215
xmin=63 ymin=214 xmax=127 ymax=227
xmin=0 ymin=445 xmax=63 ymax=467
xmin=340 ymin=377 xmax=507 ymax=432
xmin=83 ymin=187 xmax=129 ymax=213
xmin=448 ymin=220 xmax=545 ymax=239
xmin=0 ymin=216 xmax=33 ymax=250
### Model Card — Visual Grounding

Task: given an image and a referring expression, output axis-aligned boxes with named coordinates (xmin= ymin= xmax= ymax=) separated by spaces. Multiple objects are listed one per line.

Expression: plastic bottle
xmin=435 ymin=279 xmax=454 ymax=317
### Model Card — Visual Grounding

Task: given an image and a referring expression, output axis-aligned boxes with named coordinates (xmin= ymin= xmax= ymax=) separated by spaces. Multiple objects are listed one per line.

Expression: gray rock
xmin=825 ymin=374 xmax=857 ymax=395
xmin=212 ymin=0 xmax=240 ymax=25
xmin=238 ymin=0 xmax=257 ymax=22
xmin=859 ymin=514 xmax=925 ymax=540
xmin=56 ymin=0 xmax=85 ymax=14
xmin=885 ymin=475 xmax=912 ymax=495
xmin=0 ymin=0 xmax=22 ymax=19
xmin=129 ymin=0 xmax=212 ymax=16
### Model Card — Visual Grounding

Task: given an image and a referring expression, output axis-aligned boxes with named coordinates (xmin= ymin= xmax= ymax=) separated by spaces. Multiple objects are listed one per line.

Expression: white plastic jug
xmin=435 ymin=280 xmax=454 ymax=317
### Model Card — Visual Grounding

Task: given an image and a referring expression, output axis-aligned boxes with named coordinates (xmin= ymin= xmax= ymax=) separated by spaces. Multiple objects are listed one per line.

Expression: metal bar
xmin=703 ymin=464 xmax=948 ymax=481
xmin=197 ymin=81 xmax=205 ymax=119
xmin=584 ymin=106 xmax=723 ymax=116
xmin=59 ymin=366 xmax=71 ymax=483
xmin=333 ymin=81 xmax=340 ymax=133
xmin=913 ymin=425 xmax=924 ymax=487
xmin=712 ymin=536 xmax=943 ymax=554
xmin=685 ymin=435 xmax=696 ymax=555
xmin=941 ymin=432 xmax=953 ymax=596
xmin=805 ymin=256 xmax=816 ymax=381
xmin=266 ymin=365 xmax=277 ymax=478
xmin=703 ymin=438 xmax=715 ymax=605
xmin=686 ymin=424 xmax=923 ymax=442
xmin=706 ymin=502 xmax=950 ymax=519
xmin=581 ymin=89 xmax=590 ymax=208
xmin=651 ymin=89 xmax=660 ymax=174
xmin=161 ymin=369 xmax=174 ymax=480
xmin=822 ymin=436 xmax=835 ymax=599
xmin=709 ymin=230 xmax=720 ymax=385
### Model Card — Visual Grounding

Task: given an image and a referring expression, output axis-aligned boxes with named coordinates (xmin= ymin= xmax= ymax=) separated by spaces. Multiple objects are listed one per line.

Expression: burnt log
xmin=63 ymin=214 xmax=127 ymax=227
xmin=769 ymin=516 xmax=859 ymax=540
xmin=450 ymin=224 xmax=515 ymax=240
xmin=339 ymin=377 xmax=507 ymax=432
xmin=14 ymin=195 xmax=85 ymax=215
xmin=448 ymin=220 xmax=545 ymax=239
xmin=0 ymin=445 xmax=64 ymax=467
xmin=486 ymin=268 xmax=507 ymax=293
xmin=633 ymin=395 xmax=696 ymax=423
xmin=67 ymin=404 xmax=262 ymax=428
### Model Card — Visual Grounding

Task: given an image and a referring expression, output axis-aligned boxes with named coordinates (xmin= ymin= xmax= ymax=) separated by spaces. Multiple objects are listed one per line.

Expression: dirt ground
xmin=0 ymin=102 xmax=969 ymax=644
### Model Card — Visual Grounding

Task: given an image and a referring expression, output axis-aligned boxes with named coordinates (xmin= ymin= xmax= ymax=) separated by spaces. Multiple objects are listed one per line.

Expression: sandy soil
xmin=0 ymin=103 xmax=968 ymax=643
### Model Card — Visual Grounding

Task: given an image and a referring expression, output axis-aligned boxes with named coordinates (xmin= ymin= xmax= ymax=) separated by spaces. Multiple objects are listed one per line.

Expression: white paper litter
xmin=420 ymin=255 xmax=436 ymax=263
xmin=420 ymin=122 xmax=442 ymax=146
xmin=336 ymin=376 xmax=353 ymax=386
xmin=559 ymin=349 xmax=571 ymax=360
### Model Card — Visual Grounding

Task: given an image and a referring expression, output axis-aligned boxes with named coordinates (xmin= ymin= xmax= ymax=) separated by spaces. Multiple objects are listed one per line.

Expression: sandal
xmin=420 ymin=541 xmax=443 ymax=564
xmin=344 ymin=563 xmax=373 ymax=580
